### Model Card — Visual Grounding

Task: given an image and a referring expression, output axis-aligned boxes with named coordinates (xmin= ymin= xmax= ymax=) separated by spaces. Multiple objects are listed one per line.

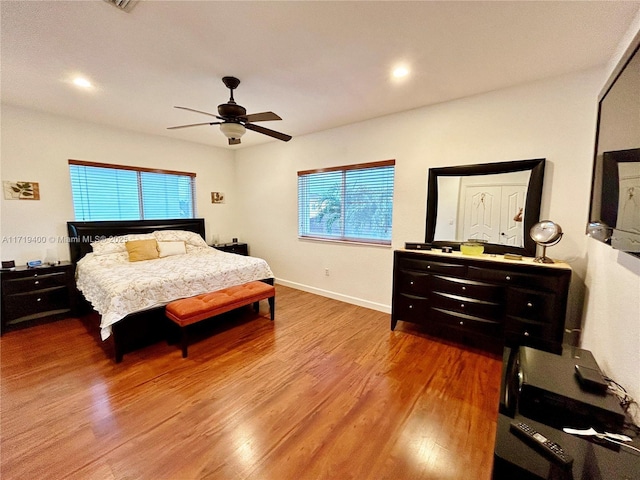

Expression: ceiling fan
xmin=168 ymin=76 xmax=292 ymax=145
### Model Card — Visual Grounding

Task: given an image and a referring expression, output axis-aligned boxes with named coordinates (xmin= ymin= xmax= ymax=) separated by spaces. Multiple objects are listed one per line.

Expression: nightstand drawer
xmin=2 ymin=271 xmax=68 ymax=295
xmin=3 ymin=286 xmax=71 ymax=324
xmin=213 ymin=243 xmax=248 ymax=255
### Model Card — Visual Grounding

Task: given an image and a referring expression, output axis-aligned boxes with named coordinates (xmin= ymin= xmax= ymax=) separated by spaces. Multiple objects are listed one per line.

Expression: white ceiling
xmin=2 ymin=1 xmax=639 ymax=149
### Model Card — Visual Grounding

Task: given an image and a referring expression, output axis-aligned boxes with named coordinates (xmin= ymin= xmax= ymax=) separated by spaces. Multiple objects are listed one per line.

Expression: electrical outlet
xmin=325 ymin=268 xmax=330 ymax=276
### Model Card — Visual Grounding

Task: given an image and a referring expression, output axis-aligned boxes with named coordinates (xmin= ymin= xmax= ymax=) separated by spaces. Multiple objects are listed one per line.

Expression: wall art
xmin=3 ymin=181 xmax=40 ymax=200
xmin=211 ymin=192 xmax=225 ymax=204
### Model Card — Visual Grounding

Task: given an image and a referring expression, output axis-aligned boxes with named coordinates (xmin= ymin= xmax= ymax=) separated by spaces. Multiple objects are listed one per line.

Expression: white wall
xmin=235 ymin=69 xmax=603 ymax=320
xmin=0 ymin=105 xmax=238 ymax=264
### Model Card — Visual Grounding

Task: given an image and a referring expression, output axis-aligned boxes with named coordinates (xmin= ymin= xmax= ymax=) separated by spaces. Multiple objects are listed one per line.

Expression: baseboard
xmin=274 ymin=278 xmax=391 ymax=314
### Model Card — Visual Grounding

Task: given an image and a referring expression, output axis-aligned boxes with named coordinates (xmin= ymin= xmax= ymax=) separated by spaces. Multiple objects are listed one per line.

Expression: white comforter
xmin=76 ymin=247 xmax=274 ymax=340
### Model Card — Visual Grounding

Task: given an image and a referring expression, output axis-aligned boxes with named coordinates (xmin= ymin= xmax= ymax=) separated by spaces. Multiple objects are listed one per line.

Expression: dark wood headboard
xmin=67 ymin=218 xmax=206 ymax=264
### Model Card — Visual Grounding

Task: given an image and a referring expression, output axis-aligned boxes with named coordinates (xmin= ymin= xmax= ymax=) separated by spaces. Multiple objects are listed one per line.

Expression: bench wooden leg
xmin=268 ymin=295 xmax=275 ymax=321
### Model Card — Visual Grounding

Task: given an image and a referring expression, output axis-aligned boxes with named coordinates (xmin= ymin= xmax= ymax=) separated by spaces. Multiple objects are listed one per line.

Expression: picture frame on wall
xmin=3 ymin=181 xmax=40 ymax=200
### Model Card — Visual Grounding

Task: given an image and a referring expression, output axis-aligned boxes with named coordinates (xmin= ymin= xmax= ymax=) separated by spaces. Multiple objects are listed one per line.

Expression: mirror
xmin=425 ymin=158 xmax=546 ymax=257
xmin=589 ymin=34 xmax=640 ymax=254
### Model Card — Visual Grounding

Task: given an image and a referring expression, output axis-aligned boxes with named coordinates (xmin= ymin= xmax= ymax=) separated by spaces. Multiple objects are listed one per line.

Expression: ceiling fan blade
xmin=167 ymin=122 xmax=220 ymax=130
xmin=243 ymin=111 xmax=282 ymax=122
xmin=229 ymin=138 xmax=241 ymax=145
xmin=174 ymin=106 xmax=223 ymax=120
xmin=244 ymin=123 xmax=292 ymax=142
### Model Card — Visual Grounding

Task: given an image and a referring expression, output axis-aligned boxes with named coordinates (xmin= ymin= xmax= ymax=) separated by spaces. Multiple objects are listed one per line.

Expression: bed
xmin=67 ymin=219 xmax=274 ymax=362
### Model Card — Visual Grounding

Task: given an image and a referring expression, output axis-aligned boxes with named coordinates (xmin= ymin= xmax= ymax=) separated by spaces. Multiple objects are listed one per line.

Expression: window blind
xmin=69 ymin=160 xmax=195 ymax=221
xmin=298 ymin=160 xmax=395 ymax=245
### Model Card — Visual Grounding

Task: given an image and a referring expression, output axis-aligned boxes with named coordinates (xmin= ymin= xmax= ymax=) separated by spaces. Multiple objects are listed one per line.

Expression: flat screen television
xmin=589 ymin=33 xmax=640 ymax=255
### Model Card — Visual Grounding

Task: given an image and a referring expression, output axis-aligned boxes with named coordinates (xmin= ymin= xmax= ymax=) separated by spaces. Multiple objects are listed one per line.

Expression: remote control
xmin=510 ymin=421 xmax=574 ymax=467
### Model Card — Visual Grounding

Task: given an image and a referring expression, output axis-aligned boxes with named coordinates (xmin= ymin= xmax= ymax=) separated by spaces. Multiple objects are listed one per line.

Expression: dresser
xmin=1 ymin=262 xmax=76 ymax=334
xmin=391 ymin=249 xmax=571 ymax=353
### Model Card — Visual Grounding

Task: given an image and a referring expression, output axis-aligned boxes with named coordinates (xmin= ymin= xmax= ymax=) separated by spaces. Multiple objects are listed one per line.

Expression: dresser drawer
xmin=3 ymin=286 xmax=71 ymax=323
xmin=504 ymin=316 xmax=555 ymax=341
xmin=394 ymin=293 xmax=429 ymax=320
xmin=398 ymin=257 xmax=466 ymax=276
xmin=397 ymin=270 xmax=430 ymax=295
xmin=430 ymin=307 xmax=503 ymax=337
xmin=430 ymin=291 xmax=502 ymax=319
xmin=2 ymin=271 xmax=68 ymax=295
xmin=430 ymin=275 xmax=504 ymax=302
xmin=468 ymin=266 xmax=560 ymax=291
xmin=506 ymin=288 xmax=556 ymax=322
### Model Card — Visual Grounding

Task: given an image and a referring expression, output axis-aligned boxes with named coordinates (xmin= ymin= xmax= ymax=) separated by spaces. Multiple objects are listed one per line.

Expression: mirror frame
xmin=425 ymin=158 xmax=546 ymax=257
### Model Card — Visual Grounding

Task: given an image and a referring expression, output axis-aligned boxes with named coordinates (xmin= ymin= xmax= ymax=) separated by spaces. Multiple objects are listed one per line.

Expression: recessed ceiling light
xmin=73 ymin=77 xmax=92 ymax=89
xmin=392 ymin=66 xmax=409 ymax=78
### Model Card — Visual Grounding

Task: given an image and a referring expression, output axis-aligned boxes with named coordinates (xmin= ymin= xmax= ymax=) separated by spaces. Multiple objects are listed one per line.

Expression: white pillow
xmin=91 ymin=233 xmax=156 ymax=255
xmin=157 ymin=240 xmax=187 ymax=257
xmin=153 ymin=230 xmax=208 ymax=248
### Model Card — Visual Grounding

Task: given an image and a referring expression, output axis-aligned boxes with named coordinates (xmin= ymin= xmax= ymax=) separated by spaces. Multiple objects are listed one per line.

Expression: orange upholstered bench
xmin=166 ymin=281 xmax=275 ymax=358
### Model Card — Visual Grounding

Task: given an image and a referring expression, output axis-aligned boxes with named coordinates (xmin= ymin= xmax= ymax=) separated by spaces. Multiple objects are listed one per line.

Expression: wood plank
xmin=0 ymin=285 xmax=502 ymax=479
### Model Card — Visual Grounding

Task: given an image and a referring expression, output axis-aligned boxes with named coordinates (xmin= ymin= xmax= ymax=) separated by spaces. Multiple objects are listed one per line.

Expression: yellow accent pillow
xmin=125 ymin=239 xmax=159 ymax=262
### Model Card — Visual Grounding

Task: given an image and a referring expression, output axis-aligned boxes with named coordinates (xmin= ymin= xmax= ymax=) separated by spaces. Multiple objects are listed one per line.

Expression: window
xmin=69 ymin=160 xmax=195 ymax=221
xmin=298 ymin=160 xmax=395 ymax=245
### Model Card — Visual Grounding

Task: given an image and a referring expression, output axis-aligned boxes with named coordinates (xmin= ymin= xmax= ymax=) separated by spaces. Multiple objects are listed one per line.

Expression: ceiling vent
xmin=103 ymin=0 xmax=138 ymax=12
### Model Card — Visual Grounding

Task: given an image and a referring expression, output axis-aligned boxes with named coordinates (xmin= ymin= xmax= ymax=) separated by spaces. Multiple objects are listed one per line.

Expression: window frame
xmin=68 ymin=159 xmax=196 ymax=221
xmin=297 ymin=159 xmax=395 ymax=246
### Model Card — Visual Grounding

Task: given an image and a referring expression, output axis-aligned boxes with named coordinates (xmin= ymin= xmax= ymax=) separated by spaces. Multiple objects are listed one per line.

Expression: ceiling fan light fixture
xmin=392 ymin=66 xmax=409 ymax=78
xmin=103 ymin=0 xmax=138 ymax=12
xmin=220 ymin=122 xmax=246 ymax=140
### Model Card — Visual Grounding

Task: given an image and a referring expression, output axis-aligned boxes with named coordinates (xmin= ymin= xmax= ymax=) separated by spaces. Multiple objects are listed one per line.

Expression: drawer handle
xmin=426 ymin=265 xmax=431 ymax=269
xmin=527 ymin=302 xmax=533 ymax=308
xmin=37 ymin=297 xmax=42 ymax=302
xmin=459 ymin=321 xmax=464 ymax=326
xmin=460 ymin=303 xmax=465 ymax=309
xmin=410 ymin=281 xmax=414 ymax=285
xmin=505 ymin=275 xmax=511 ymax=281
xmin=461 ymin=286 xmax=466 ymax=291
xmin=34 ymin=280 xmax=40 ymax=285
xmin=409 ymin=304 xmax=413 ymax=309
xmin=524 ymin=331 xmax=529 ymax=336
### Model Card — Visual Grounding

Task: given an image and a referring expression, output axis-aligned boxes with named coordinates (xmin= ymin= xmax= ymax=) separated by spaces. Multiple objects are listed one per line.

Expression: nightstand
xmin=1 ymin=261 xmax=76 ymax=334
xmin=212 ymin=242 xmax=249 ymax=256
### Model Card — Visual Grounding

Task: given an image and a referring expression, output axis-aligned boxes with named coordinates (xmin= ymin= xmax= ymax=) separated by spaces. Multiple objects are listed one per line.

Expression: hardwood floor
xmin=1 ymin=285 xmax=502 ymax=480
